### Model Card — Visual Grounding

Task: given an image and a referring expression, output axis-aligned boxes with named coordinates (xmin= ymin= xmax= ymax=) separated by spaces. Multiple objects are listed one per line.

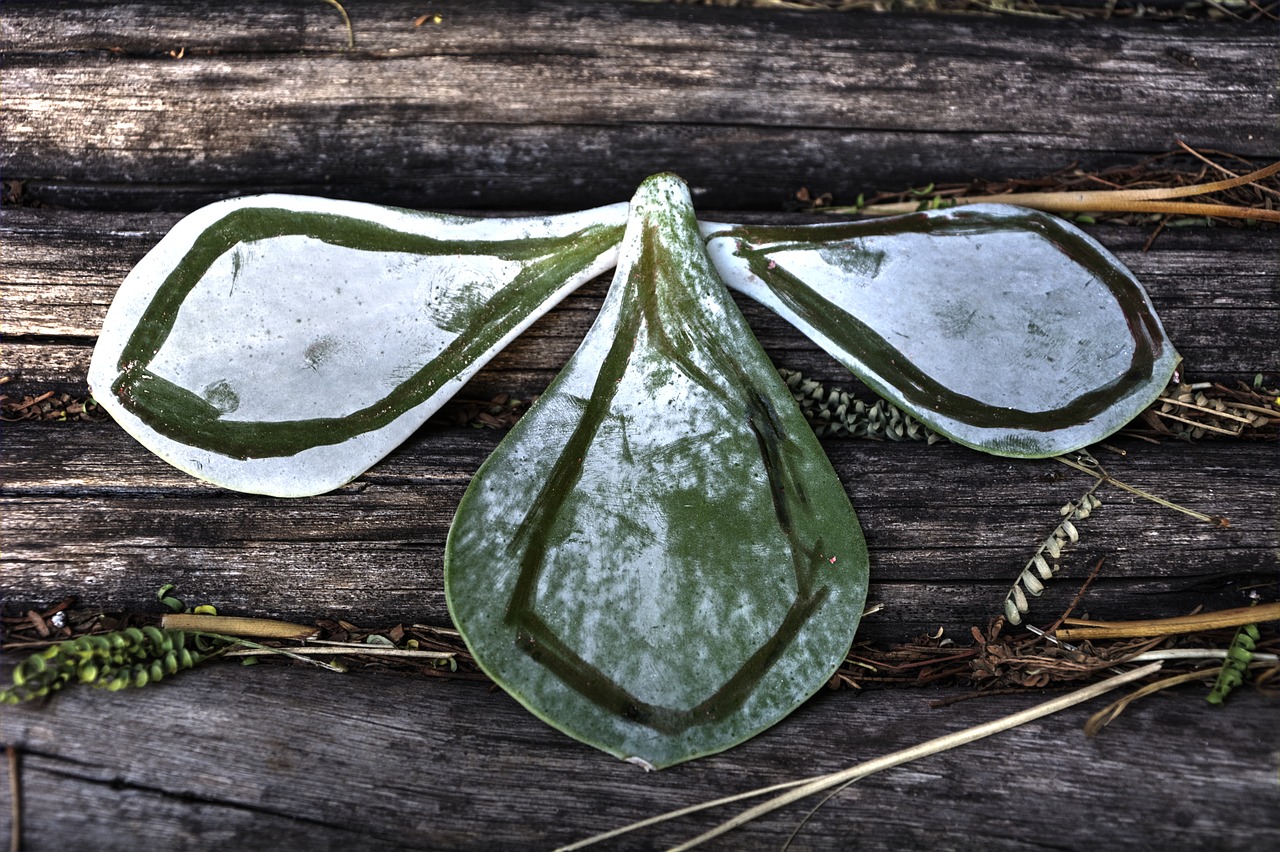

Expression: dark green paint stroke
xmin=446 ymin=174 xmax=868 ymax=767
xmin=503 ymin=221 xmax=831 ymax=734
xmin=717 ymin=209 xmax=1168 ymax=433
xmin=510 ymin=586 xmax=828 ymax=736
xmin=109 ymin=208 xmax=623 ymax=460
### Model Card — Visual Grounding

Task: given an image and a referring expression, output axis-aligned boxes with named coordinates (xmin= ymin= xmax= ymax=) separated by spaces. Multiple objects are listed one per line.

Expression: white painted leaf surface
xmin=89 ymin=195 xmax=626 ymax=496
xmin=704 ymin=206 xmax=1179 ymax=456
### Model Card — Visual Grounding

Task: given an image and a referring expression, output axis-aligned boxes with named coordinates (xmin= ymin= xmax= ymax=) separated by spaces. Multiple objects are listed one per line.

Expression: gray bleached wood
xmin=3 ymin=0 xmax=1275 ymax=211
xmin=4 ymin=426 xmax=1275 ymax=645
xmin=1 ymin=664 xmax=1276 ymax=850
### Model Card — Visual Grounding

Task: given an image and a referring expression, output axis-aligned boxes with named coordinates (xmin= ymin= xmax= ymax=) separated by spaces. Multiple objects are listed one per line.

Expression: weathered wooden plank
xmin=4 ymin=421 xmax=1273 ymax=643
xmin=3 ymin=3 xmax=1277 ymax=848
xmin=5 ymin=189 xmax=1276 ymax=635
xmin=3 ymin=0 xmax=1273 ymax=210
xmin=2 ymin=662 xmax=1276 ymax=851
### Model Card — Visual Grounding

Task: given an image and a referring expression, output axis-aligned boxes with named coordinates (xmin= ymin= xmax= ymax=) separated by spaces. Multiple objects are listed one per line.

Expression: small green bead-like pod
xmin=0 ymin=626 xmax=235 ymax=704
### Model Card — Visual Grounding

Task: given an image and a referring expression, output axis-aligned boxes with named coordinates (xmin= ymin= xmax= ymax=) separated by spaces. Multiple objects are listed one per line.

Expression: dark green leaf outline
xmin=109 ymin=207 xmax=624 ymax=460
xmin=446 ymin=175 xmax=869 ymax=768
xmin=708 ymin=207 xmax=1179 ymax=456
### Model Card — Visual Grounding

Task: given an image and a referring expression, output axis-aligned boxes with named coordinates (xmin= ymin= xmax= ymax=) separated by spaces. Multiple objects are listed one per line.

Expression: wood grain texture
xmin=2 ymin=663 xmax=1277 ymax=851
xmin=4 ymin=423 xmax=1276 ymax=645
xmin=3 ymin=0 xmax=1275 ymax=211
xmin=2 ymin=2 xmax=1278 ymax=850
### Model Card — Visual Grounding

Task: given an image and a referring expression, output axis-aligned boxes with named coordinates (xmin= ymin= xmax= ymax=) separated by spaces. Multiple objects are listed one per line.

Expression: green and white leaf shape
xmin=445 ymin=175 xmax=870 ymax=769
xmin=88 ymin=176 xmax=1180 ymax=767
xmin=704 ymin=207 xmax=1179 ymax=457
xmin=88 ymin=195 xmax=627 ymax=496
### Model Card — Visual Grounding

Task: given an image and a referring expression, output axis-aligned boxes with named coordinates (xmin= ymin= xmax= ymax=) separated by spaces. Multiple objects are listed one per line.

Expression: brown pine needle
xmin=828 ymin=158 xmax=1280 ymax=221
xmin=1176 ymin=140 xmax=1280 ymax=200
xmin=1083 ymin=670 xmax=1211 ymax=736
xmin=1053 ymin=455 xmax=1222 ymax=526
xmin=1057 ymin=602 xmax=1280 ymax=641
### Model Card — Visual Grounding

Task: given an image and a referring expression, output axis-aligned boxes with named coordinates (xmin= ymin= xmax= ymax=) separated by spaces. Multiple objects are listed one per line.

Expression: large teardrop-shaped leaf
xmin=445 ymin=174 xmax=869 ymax=769
xmin=704 ymin=206 xmax=1178 ymax=457
xmin=88 ymin=195 xmax=626 ymax=496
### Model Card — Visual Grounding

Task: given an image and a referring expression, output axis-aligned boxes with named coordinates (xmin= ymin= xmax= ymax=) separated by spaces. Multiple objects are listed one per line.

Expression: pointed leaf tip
xmin=446 ymin=175 xmax=869 ymax=768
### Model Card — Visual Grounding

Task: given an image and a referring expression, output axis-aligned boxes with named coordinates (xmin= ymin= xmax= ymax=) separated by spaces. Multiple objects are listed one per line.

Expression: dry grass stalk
xmin=1140 ymin=382 xmax=1278 ymax=441
xmin=1057 ymin=602 xmax=1280 ymax=641
xmin=160 ymin=613 xmax=320 ymax=640
xmin=558 ymin=664 xmax=1164 ymax=851
xmin=810 ymin=146 xmax=1280 ymax=225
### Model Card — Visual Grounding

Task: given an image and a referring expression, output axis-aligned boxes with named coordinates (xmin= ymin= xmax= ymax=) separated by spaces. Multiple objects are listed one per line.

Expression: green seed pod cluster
xmin=779 ymin=369 xmax=941 ymax=443
xmin=0 ymin=626 xmax=228 ymax=704
xmin=1207 ymin=623 xmax=1261 ymax=706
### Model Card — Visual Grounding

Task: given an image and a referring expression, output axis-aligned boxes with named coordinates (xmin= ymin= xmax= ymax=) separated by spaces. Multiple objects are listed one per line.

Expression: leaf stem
xmin=321 ymin=0 xmax=355 ymax=49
